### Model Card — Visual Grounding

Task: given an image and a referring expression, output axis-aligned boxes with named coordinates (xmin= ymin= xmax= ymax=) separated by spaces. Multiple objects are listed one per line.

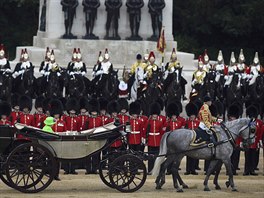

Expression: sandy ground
xmin=1 ymin=149 xmax=264 ymax=198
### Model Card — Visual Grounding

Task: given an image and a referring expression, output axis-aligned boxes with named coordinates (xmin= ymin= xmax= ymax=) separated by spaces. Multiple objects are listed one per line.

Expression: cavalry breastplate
xmin=194 ymin=70 xmax=205 ymax=84
xmin=0 ymin=58 xmax=7 ymax=66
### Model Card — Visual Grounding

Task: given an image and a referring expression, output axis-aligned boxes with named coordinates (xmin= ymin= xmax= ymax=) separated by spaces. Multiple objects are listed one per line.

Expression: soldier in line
xmin=0 ymin=101 xmax=12 ymax=126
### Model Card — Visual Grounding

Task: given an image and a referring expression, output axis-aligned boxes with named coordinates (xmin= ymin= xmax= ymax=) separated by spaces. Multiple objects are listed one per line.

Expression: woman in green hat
xmin=42 ymin=116 xmax=56 ymax=133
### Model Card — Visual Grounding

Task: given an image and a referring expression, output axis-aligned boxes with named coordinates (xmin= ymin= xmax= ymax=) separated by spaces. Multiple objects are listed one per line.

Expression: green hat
xmin=44 ymin=117 xmax=56 ymax=126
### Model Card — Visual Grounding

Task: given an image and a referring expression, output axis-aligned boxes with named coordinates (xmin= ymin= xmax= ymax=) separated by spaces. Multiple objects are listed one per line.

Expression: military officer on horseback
xmin=144 ymin=51 xmax=160 ymax=84
xmin=214 ymin=50 xmax=228 ymax=82
xmin=202 ymin=49 xmax=213 ymax=73
xmin=197 ymin=95 xmax=218 ymax=146
xmin=0 ymin=44 xmax=11 ymax=74
xmin=247 ymin=52 xmax=261 ymax=86
xmin=67 ymin=48 xmax=87 ymax=76
xmin=45 ymin=50 xmax=62 ymax=78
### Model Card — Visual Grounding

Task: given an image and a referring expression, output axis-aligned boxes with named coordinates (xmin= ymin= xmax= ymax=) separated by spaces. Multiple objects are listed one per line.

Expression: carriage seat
xmin=80 ymin=122 xmax=119 ymax=134
xmin=190 ymin=128 xmax=218 ymax=147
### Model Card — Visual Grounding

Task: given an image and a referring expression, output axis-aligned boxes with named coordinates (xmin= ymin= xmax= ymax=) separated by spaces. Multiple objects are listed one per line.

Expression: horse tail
xmin=151 ymin=132 xmax=170 ymax=176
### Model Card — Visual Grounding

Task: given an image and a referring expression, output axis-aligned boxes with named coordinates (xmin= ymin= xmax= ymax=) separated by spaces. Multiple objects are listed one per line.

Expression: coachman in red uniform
xmin=146 ymin=102 xmax=164 ymax=173
xmin=0 ymin=101 xmax=12 ymax=126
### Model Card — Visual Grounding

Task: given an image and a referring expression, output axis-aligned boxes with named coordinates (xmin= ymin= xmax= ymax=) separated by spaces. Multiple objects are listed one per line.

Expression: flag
xmin=157 ymin=27 xmax=166 ymax=55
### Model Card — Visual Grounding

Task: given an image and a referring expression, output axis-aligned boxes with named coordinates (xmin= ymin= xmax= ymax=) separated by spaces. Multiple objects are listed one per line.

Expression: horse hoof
xmin=182 ymin=184 xmax=189 ymax=189
xmin=177 ymin=189 xmax=183 ymax=193
xmin=156 ymin=185 xmax=162 ymax=190
xmin=204 ymin=187 xmax=211 ymax=191
xmin=232 ymin=188 xmax=238 ymax=192
xmin=215 ymin=185 xmax=221 ymax=190
xmin=225 ymin=181 xmax=230 ymax=188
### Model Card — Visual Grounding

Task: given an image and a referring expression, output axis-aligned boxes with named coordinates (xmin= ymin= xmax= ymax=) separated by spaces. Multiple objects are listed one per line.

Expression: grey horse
xmin=152 ymin=118 xmax=256 ymax=192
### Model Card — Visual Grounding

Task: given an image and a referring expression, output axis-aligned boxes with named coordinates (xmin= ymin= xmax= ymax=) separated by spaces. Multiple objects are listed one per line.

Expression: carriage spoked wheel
xmin=5 ymin=142 xmax=56 ymax=193
xmin=109 ymin=154 xmax=147 ymax=193
xmin=99 ymin=158 xmax=114 ymax=188
xmin=0 ymin=155 xmax=12 ymax=188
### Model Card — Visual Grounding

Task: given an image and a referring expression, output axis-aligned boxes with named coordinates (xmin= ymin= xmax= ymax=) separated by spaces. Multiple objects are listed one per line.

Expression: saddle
xmin=190 ymin=127 xmax=218 ymax=147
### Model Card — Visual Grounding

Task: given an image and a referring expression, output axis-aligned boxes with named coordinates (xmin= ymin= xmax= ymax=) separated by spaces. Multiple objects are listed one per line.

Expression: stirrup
xmin=208 ymin=143 xmax=214 ymax=148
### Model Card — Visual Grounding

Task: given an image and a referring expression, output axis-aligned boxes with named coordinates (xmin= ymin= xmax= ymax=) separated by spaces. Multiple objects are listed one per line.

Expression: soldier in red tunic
xmin=98 ymin=97 xmax=110 ymax=125
xmin=9 ymin=93 xmax=21 ymax=126
xmin=184 ymin=102 xmax=200 ymax=175
xmin=128 ymin=101 xmax=144 ymax=151
xmin=146 ymin=102 xmax=164 ymax=173
xmin=156 ymin=98 xmax=167 ymax=133
xmin=85 ymin=98 xmax=103 ymax=174
xmin=0 ymin=101 xmax=12 ymax=126
xmin=50 ymin=99 xmax=67 ymax=133
xmin=18 ymin=95 xmax=34 ymax=127
xmin=137 ymin=99 xmax=149 ymax=152
xmin=117 ymin=98 xmax=130 ymax=128
xmin=78 ymin=97 xmax=89 ymax=131
xmin=34 ymin=96 xmax=46 ymax=128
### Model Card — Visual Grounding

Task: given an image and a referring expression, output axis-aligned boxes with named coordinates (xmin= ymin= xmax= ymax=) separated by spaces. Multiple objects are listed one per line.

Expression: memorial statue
xmin=148 ymin=0 xmax=165 ymax=41
xmin=82 ymin=0 xmax=100 ymax=39
xmin=39 ymin=0 xmax=47 ymax=31
xmin=61 ymin=0 xmax=79 ymax=39
xmin=126 ymin=0 xmax=144 ymax=40
xmin=104 ymin=0 xmax=122 ymax=40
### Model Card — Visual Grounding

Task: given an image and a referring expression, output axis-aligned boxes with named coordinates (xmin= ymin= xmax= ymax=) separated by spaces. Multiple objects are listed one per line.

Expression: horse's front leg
xmin=203 ymin=159 xmax=219 ymax=191
xmin=223 ymin=159 xmax=237 ymax=191
xmin=171 ymin=157 xmax=185 ymax=192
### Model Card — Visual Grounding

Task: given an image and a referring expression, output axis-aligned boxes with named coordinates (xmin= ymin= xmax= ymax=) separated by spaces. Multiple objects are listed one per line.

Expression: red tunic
xmin=19 ymin=113 xmax=35 ymax=126
xmin=0 ymin=119 xmax=12 ymax=126
xmin=146 ymin=117 xmax=164 ymax=147
xmin=87 ymin=116 xmax=103 ymax=129
xmin=178 ymin=116 xmax=186 ymax=127
xmin=78 ymin=115 xmax=89 ymax=131
xmin=9 ymin=111 xmax=22 ymax=125
xmin=166 ymin=118 xmax=185 ymax=131
xmin=128 ymin=118 xmax=144 ymax=145
xmin=139 ymin=115 xmax=148 ymax=135
xmin=158 ymin=115 xmax=167 ymax=133
xmin=52 ymin=118 xmax=67 ymax=132
xmin=108 ymin=117 xmax=123 ymax=148
xmin=185 ymin=118 xmax=200 ymax=130
xmin=249 ymin=119 xmax=263 ymax=149
xmin=99 ymin=115 xmax=110 ymax=125
xmin=65 ymin=116 xmax=81 ymax=132
xmin=34 ymin=113 xmax=46 ymax=128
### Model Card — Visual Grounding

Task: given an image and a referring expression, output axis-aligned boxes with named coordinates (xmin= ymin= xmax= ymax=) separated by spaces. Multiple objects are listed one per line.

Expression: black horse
xmin=66 ymin=74 xmax=87 ymax=98
xmin=164 ymin=72 xmax=182 ymax=103
xmin=245 ymin=74 xmax=264 ymax=106
xmin=203 ymin=70 xmax=217 ymax=100
xmin=0 ymin=72 xmax=12 ymax=102
xmin=45 ymin=71 xmax=65 ymax=98
xmin=225 ymin=74 xmax=243 ymax=108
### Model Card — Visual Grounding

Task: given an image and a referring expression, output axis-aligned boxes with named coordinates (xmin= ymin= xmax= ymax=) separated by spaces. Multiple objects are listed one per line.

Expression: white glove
xmin=239 ymin=142 xmax=243 ymax=148
xmin=40 ymin=70 xmax=45 ymax=75
xmin=57 ymin=72 xmax=61 ymax=77
xmin=242 ymin=73 xmax=247 ymax=79
xmin=92 ymin=71 xmax=95 ymax=77
xmin=224 ymin=75 xmax=228 ymax=80
xmin=45 ymin=71 xmax=50 ymax=76
xmin=5 ymin=69 xmax=11 ymax=73
xmin=141 ymin=137 xmax=146 ymax=145
xmin=95 ymin=70 xmax=103 ymax=76
xmin=259 ymin=140 xmax=263 ymax=148
xmin=12 ymin=73 xmax=17 ymax=78
xmin=18 ymin=70 xmax=24 ymax=75
xmin=81 ymin=71 xmax=86 ymax=76
xmin=69 ymin=72 xmax=74 ymax=76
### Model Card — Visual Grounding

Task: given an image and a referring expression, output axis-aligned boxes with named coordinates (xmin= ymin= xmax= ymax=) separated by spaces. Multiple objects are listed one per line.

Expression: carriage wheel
xmin=98 ymin=159 xmax=114 ymax=188
xmin=5 ymin=142 xmax=56 ymax=193
xmin=109 ymin=154 xmax=147 ymax=193
xmin=0 ymin=155 xmax=12 ymax=188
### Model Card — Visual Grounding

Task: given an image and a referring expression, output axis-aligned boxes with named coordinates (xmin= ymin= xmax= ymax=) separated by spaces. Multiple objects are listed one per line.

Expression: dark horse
xmin=245 ymin=74 xmax=264 ymax=106
xmin=152 ymin=118 xmax=256 ymax=192
xmin=66 ymin=74 xmax=87 ymax=98
xmin=45 ymin=71 xmax=64 ymax=98
xmin=12 ymin=68 xmax=35 ymax=98
xmin=203 ymin=70 xmax=217 ymax=100
xmin=164 ymin=72 xmax=182 ymax=103
xmin=0 ymin=72 xmax=12 ymax=102
xmin=225 ymin=74 xmax=243 ymax=108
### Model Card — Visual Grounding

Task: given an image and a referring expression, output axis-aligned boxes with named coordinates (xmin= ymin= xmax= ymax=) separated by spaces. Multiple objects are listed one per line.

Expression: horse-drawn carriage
xmin=0 ymin=122 xmax=147 ymax=193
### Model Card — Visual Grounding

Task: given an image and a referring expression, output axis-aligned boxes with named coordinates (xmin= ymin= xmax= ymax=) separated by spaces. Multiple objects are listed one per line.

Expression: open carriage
xmin=0 ymin=122 xmax=147 ymax=193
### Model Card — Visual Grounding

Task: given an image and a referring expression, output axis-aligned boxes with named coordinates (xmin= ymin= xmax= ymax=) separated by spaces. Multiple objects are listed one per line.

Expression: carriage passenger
xmin=146 ymin=102 xmax=164 ymax=174
xmin=18 ymin=95 xmax=35 ymax=127
xmin=85 ymin=98 xmax=103 ymax=174
xmin=34 ymin=96 xmax=46 ymax=128
xmin=0 ymin=44 xmax=11 ymax=74
xmin=9 ymin=93 xmax=22 ymax=126
xmin=49 ymin=99 xmax=67 ymax=133
xmin=184 ymin=102 xmax=199 ymax=175
xmin=0 ymin=101 xmax=12 ymax=126
xmin=67 ymin=48 xmax=87 ymax=76
xmin=42 ymin=117 xmax=56 ymax=133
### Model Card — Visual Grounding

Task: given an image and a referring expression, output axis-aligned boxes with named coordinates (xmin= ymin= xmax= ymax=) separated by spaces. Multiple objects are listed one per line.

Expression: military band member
xmin=0 ymin=44 xmax=11 ymax=74
xmin=34 ymin=96 xmax=45 ymax=128
xmin=184 ymin=102 xmax=199 ymax=175
xmin=18 ymin=95 xmax=34 ymax=127
xmin=0 ymin=101 xmax=12 ymax=126
xmin=191 ymin=55 xmax=207 ymax=95
xmin=137 ymin=99 xmax=149 ymax=151
xmin=146 ymin=102 xmax=164 ymax=173
xmin=68 ymin=48 xmax=87 ymax=76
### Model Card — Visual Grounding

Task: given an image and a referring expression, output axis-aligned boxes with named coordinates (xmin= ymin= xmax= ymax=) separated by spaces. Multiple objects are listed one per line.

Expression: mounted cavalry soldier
xmin=202 ymin=49 xmax=213 ymax=73
xmin=144 ymin=51 xmax=160 ymax=84
xmin=39 ymin=47 xmax=51 ymax=76
xmin=214 ymin=50 xmax=228 ymax=83
xmin=67 ymin=48 xmax=87 ymax=76
xmin=247 ymin=52 xmax=261 ymax=86
xmin=0 ymin=44 xmax=11 ymax=74
xmin=224 ymin=51 xmax=237 ymax=87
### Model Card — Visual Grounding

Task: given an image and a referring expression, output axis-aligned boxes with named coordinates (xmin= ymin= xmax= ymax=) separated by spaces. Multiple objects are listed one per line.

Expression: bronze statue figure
xmin=61 ymin=0 xmax=79 ymax=39
xmin=39 ymin=0 xmax=47 ymax=31
xmin=148 ymin=0 xmax=165 ymax=41
xmin=82 ymin=0 xmax=100 ymax=39
xmin=126 ymin=0 xmax=144 ymax=40
xmin=104 ymin=0 xmax=122 ymax=40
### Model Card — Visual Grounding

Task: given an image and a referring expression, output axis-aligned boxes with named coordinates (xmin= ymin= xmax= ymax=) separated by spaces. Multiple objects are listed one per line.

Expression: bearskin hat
xmin=118 ymin=98 xmax=129 ymax=111
xmin=155 ymin=97 xmax=164 ymax=110
xmin=107 ymin=100 xmax=120 ymax=114
xmin=66 ymin=97 xmax=79 ymax=113
xmin=209 ymin=103 xmax=218 ymax=117
xmin=185 ymin=102 xmax=198 ymax=117
xmin=88 ymin=98 xmax=100 ymax=113
xmin=98 ymin=97 xmax=108 ymax=111
xmin=42 ymin=97 xmax=51 ymax=113
xmin=246 ymin=105 xmax=259 ymax=118
xmin=136 ymin=99 xmax=148 ymax=116
xmin=174 ymin=100 xmax=182 ymax=113
xmin=149 ymin=102 xmax=161 ymax=115
xmin=59 ymin=97 xmax=67 ymax=110
xmin=227 ymin=103 xmax=241 ymax=119
xmin=233 ymin=102 xmax=243 ymax=117
xmin=203 ymin=95 xmax=212 ymax=102
xmin=49 ymin=99 xmax=63 ymax=116
xmin=35 ymin=95 xmax=45 ymax=109
xmin=193 ymin=99 xmax=203 ymax=110
xmin=214 ymin=100 xmax=224 ymax=116
xmin=129 ymin=101 xmax=141 ymax=115
xmin=79 ymin=97 xmax=89 ymax=110
xmin=11 ymin=93 xmax=20 ymax=108
xmin=166 ymin=102 xmax=179 ymax=118
xmin=0 ymin=101 xmax=12 ymax=116
xmin=19 ymin=95 xmax=32 ymax=111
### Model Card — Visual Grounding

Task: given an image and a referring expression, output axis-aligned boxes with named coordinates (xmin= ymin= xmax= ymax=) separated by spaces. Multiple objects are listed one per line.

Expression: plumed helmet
xmin=66 ymin=97 xmax=79 ymax=113
xmin=118 ymin=98 xmax=128 ymax=111
xmin=98 ymin=51 xmax=104 ymax=63
xmin=11 ymin=93 xmax=20 ymax=108
xmin=230 ymin=51 xmax=236 ymax=65
xmin=72 ymin=48 xmax=77 ymax=60
xmin=185 ymin=102 xmax=198 ymax=117
xmin=174 ymin=100 xmax=183 ymax=113
xmin=214 ymin=100 xmax=224 ymax=116
xmin=0 ymin=101 xmax=12 ymax=116
xmin=217 ymin=50 xmax=224 ymax=63
xmin=149 ymin=102 xmax=161 ymax=115
xmin=238 ymin=49 xmax=245 ymax=62
xmin=88 ymin=98 xmax=100 ymax=113
xmin=148 ymin=51 xmax=155 ymax=61
xmin=166 ymin=102 xmax=179 ymax=118
xmin=253 ymin=52 xmax=259 ymax=65
xmin=77 ymin=48 xmax=82 ymax=59
xmin=35 ymin=96 xmax=45 ymax=109
xmin=198 ymin=55 xmax=204 ymax=68
xmin=209 ymin=103 xmax=218 ymax=117
xmin=79 ymin=97 xmax=89 ymax=110
xmin=170 ymin=48 xmax=177 ymax=59
xmin=19 ymin=95 xmax=32 ymax=111
xmin=49 ymin=99 xmax=63 ymax=116
xmin=107 ymin=100 xmax=120 ymax=114
xmin=129 ymin=101 xmax=141 ymax=115
xmin=42 ymin=97 xmax=51 ymax=113
xmin=98 ymin=97 xmax=108 ymax=111
xmin=104 ymin=48 xmax=109 ymax=60
xmin=246 ymin=105 xmax=259 ymax=118
xmin=144 ymin=49 xmax=149 ymax=61
xmin=0 ymin=44 xmax=6 ymax=57
xmin=203 ymin=49 xmax=209 ymax=63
